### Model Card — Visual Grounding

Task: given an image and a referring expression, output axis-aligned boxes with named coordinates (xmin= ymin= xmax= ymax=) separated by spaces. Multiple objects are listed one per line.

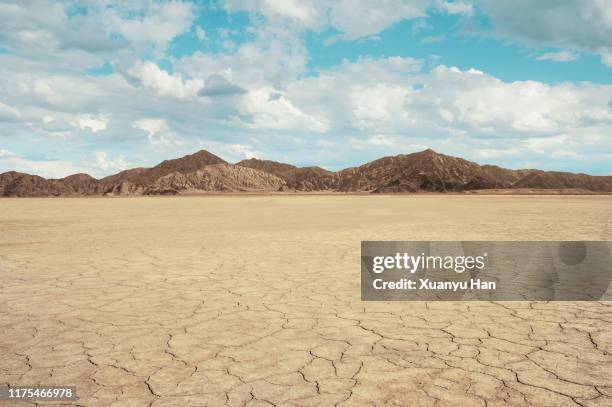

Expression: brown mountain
xmin=0 ymin=171 xmax=99 ymax=197
xmin=237 ymin=158 xmax=337 ymax=191
xmin=337 ymin=149 xmax=524 ymax=192
xmin=97 ymin=150 xmax=226 ymax=194
xmin=511 ymin=170 xmax=612 ymax=190
xmin=1 ymin=149 xmax=611 ymax=196
xmin=240 ymin=149 xmax=612 ymax=193
xmin=144 ymin=163 xmax=286 ymax=195
xmin=237 ymin=158 xmax=296 ymax=178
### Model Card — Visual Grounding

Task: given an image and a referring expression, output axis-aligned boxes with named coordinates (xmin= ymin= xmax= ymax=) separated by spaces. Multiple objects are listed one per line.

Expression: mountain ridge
xmin=1 ymin=149 xmax=611 ymax=196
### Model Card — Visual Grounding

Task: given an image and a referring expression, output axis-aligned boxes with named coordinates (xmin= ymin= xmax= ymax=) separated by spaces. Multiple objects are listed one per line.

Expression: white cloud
xmin=198 ymin=74 xmax=246 ymax=97
xmin=224 ymin=0 xmax=319 ymax=28
xmin=325 ymin=0 xmax=431 ymax=40
xmin=535 ymin=51 xmax=579 ymax=62
xmin=224 ymin=0 xmax=470 ymax=40
xmin=349 ymin=84 xmax=415 ymax=131
xmin=128 ymin=61 xmax=203 ymax=99
xmin=419 ymin=65 xmax=612 ymax=135
xmin=284 ymin=60 xmax=612 ymax=166
xmin=93 ymin=151 xmax=130 ymax=172
xmin=238 ymin=87 xmax=329 ymax=133
xmin=133 ymin=118 xmax=183 ymax=146
xmin=105 ymin=1 xmax=194 ymax=55
xmin=436 ymin=1 xmax=473 ymax=16
xmin=133 ymin=118 xmax=167 ymax=136
xmin=12 ymin=73 xmax=112 ymax=111
xmin=475 ymin=0 xmax=612 ymax=66
xmin=73 ymin=114 xmax=108 ymax=132
xmin=0 ymin=0 xmax=195 ymax=60
xmin=177 ymin=23 xmax=308 ymax=88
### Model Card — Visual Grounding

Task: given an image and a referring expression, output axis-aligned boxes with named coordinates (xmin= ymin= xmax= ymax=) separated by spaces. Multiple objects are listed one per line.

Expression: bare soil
xmin=1 ymin=196 xmax=611 ymax=406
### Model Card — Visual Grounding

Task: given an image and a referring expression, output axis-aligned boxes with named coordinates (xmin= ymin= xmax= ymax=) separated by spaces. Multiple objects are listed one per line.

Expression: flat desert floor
xmin=1 ymin=196 xmax=611 ymax=407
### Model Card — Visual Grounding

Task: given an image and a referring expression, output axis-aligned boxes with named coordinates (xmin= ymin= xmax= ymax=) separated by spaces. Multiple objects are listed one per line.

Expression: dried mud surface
xmin=1 ymin=196 xmax=611 ymax=407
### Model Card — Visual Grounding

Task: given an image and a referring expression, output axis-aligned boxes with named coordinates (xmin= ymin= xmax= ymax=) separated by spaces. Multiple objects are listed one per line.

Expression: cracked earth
xmin=1 ymin=195 xmax=611 ymax=407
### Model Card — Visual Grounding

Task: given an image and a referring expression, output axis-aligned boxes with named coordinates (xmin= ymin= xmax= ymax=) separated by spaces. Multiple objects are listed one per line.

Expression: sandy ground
xmin=1 ymin=195 xmax=611 ymax=407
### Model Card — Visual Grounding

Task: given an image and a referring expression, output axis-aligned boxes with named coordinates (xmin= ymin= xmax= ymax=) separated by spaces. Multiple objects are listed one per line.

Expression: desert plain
xmin=1 ymin=195 xmax=611 ymax=407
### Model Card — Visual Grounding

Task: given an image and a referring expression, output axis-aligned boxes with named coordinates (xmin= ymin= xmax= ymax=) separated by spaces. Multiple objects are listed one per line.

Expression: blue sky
xmin=0 ymin=0 xmax=611 ymax=177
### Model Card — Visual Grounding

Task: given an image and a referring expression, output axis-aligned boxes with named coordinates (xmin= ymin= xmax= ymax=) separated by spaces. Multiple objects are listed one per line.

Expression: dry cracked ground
xmin=1 ymin=195 xmax=611 ymax=407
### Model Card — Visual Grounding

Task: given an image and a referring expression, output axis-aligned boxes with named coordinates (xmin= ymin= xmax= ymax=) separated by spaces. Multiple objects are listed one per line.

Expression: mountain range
xmin=1 ymin=149 xmax=611 ymax=196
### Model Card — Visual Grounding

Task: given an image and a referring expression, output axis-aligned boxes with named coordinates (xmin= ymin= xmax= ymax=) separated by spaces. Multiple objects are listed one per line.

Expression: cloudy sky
xmin=1 ymin=0 xmax=611 ymax=178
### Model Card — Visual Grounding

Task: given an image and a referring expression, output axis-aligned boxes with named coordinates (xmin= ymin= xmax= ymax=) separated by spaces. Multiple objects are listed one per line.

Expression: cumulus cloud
xmin=293 ymin=61 xmax=612 ymax=137
xmin=105 ymin=1 xmax=194 ymax=55
xmin=72 ymin=114 xmax=108 ymax=133
xmin=177 ymin=23 xmax=308 ymax=88
xmin=0 ymin=0 xmax=194 ymax=59
xmin=238 ymin=87 xmax=329 ymax=133
xmin=127 ymin=61 xmax=203 ymax=99
xmin=198 ymin=74 xmax=246 ymax=97
xmin=133 ymin=118 xmax=183 ymax=147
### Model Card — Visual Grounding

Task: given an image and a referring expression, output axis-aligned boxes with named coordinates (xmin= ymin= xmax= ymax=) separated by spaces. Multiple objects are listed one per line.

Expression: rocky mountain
xmin=144 ymin=164 xmax=286 ymax=195
xmin=337 ymin=149 xmax=489 ymax=192
xmin=337 ymin=149 xmax=533 ymax=192
xmin=338 ymin=150 xmax=612 ymax=192
xmin=510 ymin=170 xmax=612 ymax=191
xmin=237 ymin=158 xmax=338 ymax=191
xmin=237 ymin=158 xmax=296 ymax=179
xmin=1 ymin=149 xmax=611 ymax=196
xmin=96 ymin=150 xmax=226 ymax=195
xmin=0 ymin=171 xmax=99 ymax=197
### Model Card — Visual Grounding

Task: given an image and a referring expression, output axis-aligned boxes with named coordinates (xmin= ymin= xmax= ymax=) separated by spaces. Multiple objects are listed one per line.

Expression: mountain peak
xmin=153 ymin=150 xmax=226 ymax=173
xmin=192 ymin=149 xmax=224 ymax=159
xmin=179 ymin=149 xmax=226 ymax=163
xmin=415 ymin=148 xmax=440 ymax=157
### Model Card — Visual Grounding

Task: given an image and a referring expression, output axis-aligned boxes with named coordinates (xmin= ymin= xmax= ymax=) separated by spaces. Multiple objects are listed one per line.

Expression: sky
xmin=0 ymin=0 xmax=611 ymax=178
